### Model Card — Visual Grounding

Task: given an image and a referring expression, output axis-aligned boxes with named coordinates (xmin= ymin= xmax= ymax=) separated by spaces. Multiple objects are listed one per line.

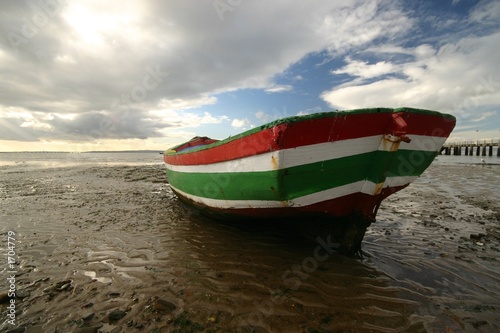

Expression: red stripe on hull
xmin=278 ymin=112 xmax=391 ymax=150
xmin=395 ymin=112 xmax=456 ymax=137
xmin=165 ymin=110 xmax=454 ymax=166
xmin=165 ymin=124 xmax=285 ymax=166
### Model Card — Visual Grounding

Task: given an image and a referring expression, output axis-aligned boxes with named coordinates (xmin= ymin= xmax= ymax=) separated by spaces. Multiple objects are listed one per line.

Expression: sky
xmin=0 ymin=0 xmax=499 ymax=152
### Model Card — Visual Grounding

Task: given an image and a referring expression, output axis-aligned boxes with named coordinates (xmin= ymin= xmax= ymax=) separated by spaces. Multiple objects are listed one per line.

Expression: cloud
xmin=2 ymin=0 xmax=498 ymax=147
xmin=332 ymin=57 xmax=395 ymax=79
xmin=321 ymin=32 xmax=500 ymax=119
xmin=255 ymin=111 xmax=269 ymax=123
xmin=0 ymin=0 xmax=411 ymax=146
xmin=0 ymin=106 xmax=228 ymax=142
xmin=265 ymin=85 xmax=293 ymax=93
xmin=469 ymin=0 xmax=500 ymax=24
xmin=254 ymin=108 xmax=291 ymax=125
xmin=231 ymin=118 xmax=251 ymax=129
xmin=470 ymin=111 xmax=497 ymax=123
xmin=296 ymin=106 xmax=323 ymax=116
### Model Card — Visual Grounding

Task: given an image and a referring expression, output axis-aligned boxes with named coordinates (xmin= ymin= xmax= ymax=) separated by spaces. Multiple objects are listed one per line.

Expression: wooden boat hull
xmin=164 ymin=108 xmax=455 ymax=252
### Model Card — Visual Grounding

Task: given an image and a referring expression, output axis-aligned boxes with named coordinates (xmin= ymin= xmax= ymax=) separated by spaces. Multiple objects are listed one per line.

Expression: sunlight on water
xmin=0 ymin=152 xmax=164 ymax=168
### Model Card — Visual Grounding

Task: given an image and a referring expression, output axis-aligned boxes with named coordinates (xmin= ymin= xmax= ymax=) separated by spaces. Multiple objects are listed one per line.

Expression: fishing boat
xmin=164 ymin=107 xmax=455 ymax=253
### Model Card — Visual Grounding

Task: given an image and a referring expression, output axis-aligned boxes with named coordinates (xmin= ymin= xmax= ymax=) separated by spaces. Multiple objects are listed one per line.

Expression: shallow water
xmin=0 ymin=153 xmax=499 ymax=332
xmin=0 ymin=151 xmax=162 ymax=168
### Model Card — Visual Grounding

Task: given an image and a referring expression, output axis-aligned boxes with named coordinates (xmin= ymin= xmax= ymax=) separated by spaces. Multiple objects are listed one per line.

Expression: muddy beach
xmin=1 ymin=154 xmax=499 ymax=332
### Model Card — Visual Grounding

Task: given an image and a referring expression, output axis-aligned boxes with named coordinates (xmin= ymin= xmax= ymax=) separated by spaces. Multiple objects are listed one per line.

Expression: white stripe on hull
xmin=165 ymin=135 xmax=444 ymax=174
xmin=280 ymin=135 xmax=382 ymax=169
xmin=398 ymin=135 xmax=447 ymax=152
xmin=166 ymin=150 xmax=281 ymax=173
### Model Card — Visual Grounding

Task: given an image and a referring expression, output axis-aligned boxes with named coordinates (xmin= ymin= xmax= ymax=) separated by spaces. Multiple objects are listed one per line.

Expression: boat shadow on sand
xmin=176 ymin=199 xmax=374 ymax=257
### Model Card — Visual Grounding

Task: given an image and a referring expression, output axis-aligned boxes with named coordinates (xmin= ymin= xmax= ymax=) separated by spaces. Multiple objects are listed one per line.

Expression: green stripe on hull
xmin=166 ymin=149 xmax=437 ymax=202
xmin=166 ymin=168 xmax=281 ymax=201
xmin=387 ymin=149 xmax=438 ymax=177
xmin=281 ymin=152 xmax=376 ymax=199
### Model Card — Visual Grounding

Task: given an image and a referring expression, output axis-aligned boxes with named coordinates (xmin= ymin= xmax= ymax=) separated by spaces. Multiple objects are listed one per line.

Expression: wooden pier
xmin=441 ymin=140 xmax=500 ymax=156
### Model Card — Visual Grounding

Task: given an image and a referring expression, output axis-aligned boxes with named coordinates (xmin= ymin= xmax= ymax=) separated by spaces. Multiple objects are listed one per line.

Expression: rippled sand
xmin=1 ymin=162 xmax=499 ymax=332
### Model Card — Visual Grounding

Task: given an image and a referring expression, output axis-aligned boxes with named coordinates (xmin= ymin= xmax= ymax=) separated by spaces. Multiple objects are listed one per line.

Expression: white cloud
xmin=0 ymin=0 xmax=410 ymax=113
xmin=1 ymin=0 xmax=498 ymax=149
xmin=55 ymin=54 xmax=76 ymax=64
xmin=318 ymin=1 xmax=413 ymax=55
xmin=332 ymin=57 xmax=395 ymax=79
xmin=255 ymin=109 xmax=288 ymax=125
xmin=0 ymin=0 xmax=413 ymax=149
xmin=255 ymin=111 xmax=269 ymax=122
xmin=321 ymin=32 xmax=500 ymax=118
xmin=469 ymin=0 xmax=500 ymax=24
xmin=296 ymin=106 xmax=322 ymax=116
xmin=265 ymin=85 xmax=293 ymax=93
xmin=231 ymin=118 xmax=251 ymax=129
xmin=155 ymin=96 xmax=218 ymax=112
xmin=149 ymin=109 xmax=228 ymax=129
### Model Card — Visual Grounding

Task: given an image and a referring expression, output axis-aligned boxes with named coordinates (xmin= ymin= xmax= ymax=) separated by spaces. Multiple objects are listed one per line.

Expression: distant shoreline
xmin=0 ymin=150 xmax=163 ymax=154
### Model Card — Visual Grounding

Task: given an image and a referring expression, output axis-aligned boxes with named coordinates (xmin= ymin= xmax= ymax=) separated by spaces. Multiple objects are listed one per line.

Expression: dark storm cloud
xmin=48 ymin=110 xmax=169 ymax=140
xmin=0 ymin=109 xmax=170 ymax=142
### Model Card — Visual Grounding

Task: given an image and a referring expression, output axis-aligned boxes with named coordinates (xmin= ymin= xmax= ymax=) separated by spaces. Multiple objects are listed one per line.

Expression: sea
xmin=0 ymin=149 xmax=499 ymax=167
xmin=0 ymin=151 xmax=164 ymax=168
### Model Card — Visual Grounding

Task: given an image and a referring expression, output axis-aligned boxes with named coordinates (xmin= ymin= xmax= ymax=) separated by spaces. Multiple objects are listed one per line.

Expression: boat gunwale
xmin=165 ymin=107 xmax=456 ymax=157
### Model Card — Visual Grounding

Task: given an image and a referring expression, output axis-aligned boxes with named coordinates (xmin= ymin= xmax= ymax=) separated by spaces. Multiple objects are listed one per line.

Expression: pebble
xmin=59 ymin=283 xmax=72 ymax=291
xmin=470 ymin=233 xmax=486 ymax=240
xmin=126 ymin=320 xmax=145 ymax=329
xmin=153 ymin=298 xmax=177 ymax=313
xmin=16 ymin=290 xmax=31 ymax=299
xmin=82 ymin=312 xmax=95 ymax=322
xmin=108 ymin=309 xmax=127 ymax=322
xmin=471 ymin=320 xmax=488 ymax=329
xmin=43 ymin=279 xmax=73 ymax=293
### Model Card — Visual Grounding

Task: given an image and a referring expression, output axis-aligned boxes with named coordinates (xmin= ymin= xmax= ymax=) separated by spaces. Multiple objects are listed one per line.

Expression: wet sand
xmin=1 ymin=162 xmax=499 ymax=332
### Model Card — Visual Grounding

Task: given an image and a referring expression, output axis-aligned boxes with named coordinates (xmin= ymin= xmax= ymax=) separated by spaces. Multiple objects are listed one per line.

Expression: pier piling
xmin=441 ymin=140 xmax=499 ymax=158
